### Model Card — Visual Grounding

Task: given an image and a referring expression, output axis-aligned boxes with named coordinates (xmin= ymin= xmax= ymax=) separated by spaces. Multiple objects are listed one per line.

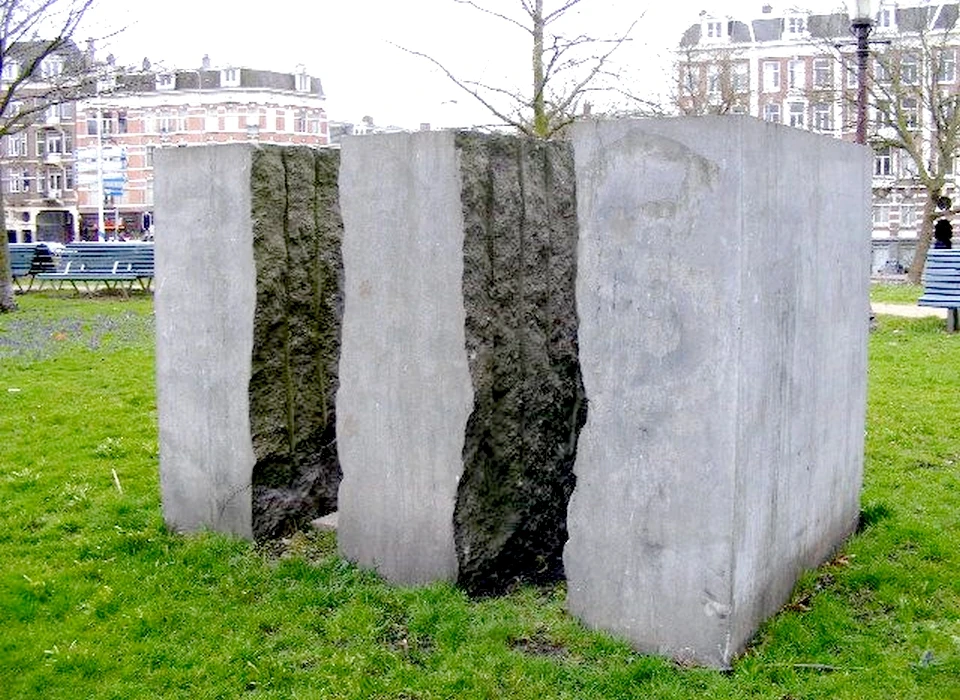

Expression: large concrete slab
xmin=336 ymin=131 xmax=473 ymax=584
xmin=155 ymin=144 xmax=343 ymax=540
xmin=564 ymin=116 xmax=871 ymax=667
xmin=336 ymin=132 xmax=586 ymax=593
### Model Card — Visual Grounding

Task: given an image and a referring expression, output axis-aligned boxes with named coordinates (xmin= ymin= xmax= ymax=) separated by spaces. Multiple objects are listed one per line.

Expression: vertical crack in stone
xmin=454 ymin=133 xmax=587 ymax=596
xmin=250 ymin=146 xmax=344 ymax=540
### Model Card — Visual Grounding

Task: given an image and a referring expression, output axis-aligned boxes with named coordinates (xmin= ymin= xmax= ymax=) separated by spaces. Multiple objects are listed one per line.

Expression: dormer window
xmin=706 ymin=21 xmax=724 ymax=39
xmin=786 ymin=15 xmax=806 ymax=36
xmin=296 ymin=71 xmax=311 ymax=92
xmin=221 ymin=68 xmax=240 ymax=87
xmin=40 ymin=56 xmax=64 ymax=79
xmin=157 ymin=73 xmax=174 ymax=91
xmin=2 ymin=60 xmax=20 ymax=82
xmin=878 ymin=7 xmax=895 ymax=30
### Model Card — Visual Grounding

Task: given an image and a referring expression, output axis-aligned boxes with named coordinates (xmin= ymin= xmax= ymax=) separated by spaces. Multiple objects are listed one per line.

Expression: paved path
xmin=871 ymin=303 xmax=946 ymax=318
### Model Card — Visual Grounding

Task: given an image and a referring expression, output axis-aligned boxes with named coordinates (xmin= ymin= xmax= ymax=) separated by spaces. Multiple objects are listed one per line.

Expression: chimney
xmin=201 ymin=54 xmax=211 ymax=70
xmin=762 ymin=4 xmax=773 ymax=13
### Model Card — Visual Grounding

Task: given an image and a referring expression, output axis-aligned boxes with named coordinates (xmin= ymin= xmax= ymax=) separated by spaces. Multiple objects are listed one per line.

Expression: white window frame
xmin=40 ymin=56 xmax=64 ymax=79
xmin=812 ymin=102 xmax=832 ymax=131
xmin=901 ymin=53 xmax=920 ymax=85
xmin=707 ymin=65 xmax=721 ymax=95
xmin=939 ymin=48 xmax=956 ymax=84
xmin=296 ymin=72 xmax=311 ymax=92
xmin=813 ymin=58 xmax=831 ymax=88
xmin=785 ymin=15 xmax=806 ymax=36
xmin=4 ymin=133 xmax=27 ymax=157
xmin=157 ymin=73 xmax=175 ymax=91
xmin=902 ymin=97 xmax=919 ymax=129
xmin=763 ymin=61 xmax=781 ymax=92
xmin=221 ymin=68 xmax=240 ymax=87
xmin=732 ymin=63 xmax=748 ymax=93
xmin=874 ymin=147 xmax=892 ymax=177
xmin=788 ymin=101 xmax=806 ymax=128
xmin=763 ymin=103 xmax=781 ymax=123
xmin=2 ymin=60 xmax=20 ymax=82
xmin=788 ymin=60 xmax=805 ymax=90
xmin=706 ymin=20 xmax=725 ymax=41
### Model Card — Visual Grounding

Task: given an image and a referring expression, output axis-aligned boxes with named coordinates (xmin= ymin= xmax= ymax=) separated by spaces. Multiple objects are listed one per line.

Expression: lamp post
xmin=851 ymin=0 xmax=875 ymax=145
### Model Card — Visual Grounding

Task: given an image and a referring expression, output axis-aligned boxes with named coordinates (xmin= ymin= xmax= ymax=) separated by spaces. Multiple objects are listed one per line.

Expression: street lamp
xmin=851 ymin=0 xmax=875 ymax=145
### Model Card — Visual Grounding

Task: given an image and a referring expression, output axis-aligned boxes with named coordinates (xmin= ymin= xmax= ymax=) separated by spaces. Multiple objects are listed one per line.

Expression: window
xmin=845 ymin=59 xmax=858 ymax=88
xmin=3 ymin=133 xmax=27 ymax=157
xmin=40 ymin=56 xmax=63 ymax=78
xmin=156 ymin=110 xmax=181 ymax=133
xmin=902 ymin=97 xmax=919 ymax=128
xmin=873 ymin=203 xmax=891 ymax=225
xmin=6 ymin=168 xmax=30 ymax=194
xmin=275 ymin=109 xmax=286 ymax=132
xmin=875 ymin=100 xmax=892 ymax=128
xmin=763 ymin=61 xmax=781 ymax=92
xmin=294 ymin=109 xmax=307 ymax=133
xmin=763 ymin=103 xmax=781 ymax=123
xmin=875 ymin=58 xmax=891 ymax=84
xmin=813 ymin=103 xmax=832 ymax=131
xmin=308 ymin=113 xmax=321 ymax=134
xmin=146 ymin=146 xmax=156 ymax=167
xmin=901 ymin=53 xmax=919 ymax=85
xmin=157 ymin=73 xmax=175 ymax=90
xmin=101 ymin=111 xmax=115 ymax=135
xmin=45 ymin=132 xmax=63 ymax=154
xmin=221 ymin=68 xmax=240 ymax=87
xmin=1 ymin=60 xmax=20 ymax=82
xmin=813 ymin=58 xmax=831 ymax=88
xmin=789 ymin=60 xmax=805 ymax=89
xmin=939 ymin=49 xmax=956 ymax=84
xmin=901 ymin=204 xmax=917 ymax=228
xmin=786 ymin=16 xmax=806 ymax=35
xmin=706 ymin=21 xmax=724 ymax=39
xmin=874 ymin=147 xmax=892 ymax=176
xmin=47 ymin=170 xmax=63 ymax=193
xmin=788 ymin=101 xmax=805 ymax=128
xmin=296 ymin=72 xmax=311 ymax=92
xmin=707 ymin=65 xmax=721 ymax=95
xmin=117 ymin=111 xmax=127 ymax=134
xmin=86 ymin=114 xmax=98 ymax=135
xmin=878 ymin=9 xmax=894 ymax=29
xmin=732 ymin=63 xmax=749 ymax=92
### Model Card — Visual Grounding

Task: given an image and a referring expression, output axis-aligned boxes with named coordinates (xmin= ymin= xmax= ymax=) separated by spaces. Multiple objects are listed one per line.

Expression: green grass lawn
xmin=870 ymin=281 xmax=924 ymax=304
xmin=1 ymin=293 xmax=958 ymax=699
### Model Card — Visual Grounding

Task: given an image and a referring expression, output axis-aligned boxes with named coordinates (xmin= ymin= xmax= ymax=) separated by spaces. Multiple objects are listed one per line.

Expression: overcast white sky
xmin=80 ymin=0 xmax=855 ymax=129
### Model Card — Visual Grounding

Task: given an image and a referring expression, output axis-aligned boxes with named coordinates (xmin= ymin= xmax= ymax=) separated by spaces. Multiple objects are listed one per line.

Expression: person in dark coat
xmin=934 ymin=218 xmax=953 ymax=249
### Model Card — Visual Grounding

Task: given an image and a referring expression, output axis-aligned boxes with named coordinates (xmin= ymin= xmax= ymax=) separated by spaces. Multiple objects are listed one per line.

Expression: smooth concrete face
xmin=155 ymin=144 xmax=257 ymax=538
xmin=565 ymin=117 xmax=870 ymax=667
xmin=336 ymin=131 xmax=474 ymax=585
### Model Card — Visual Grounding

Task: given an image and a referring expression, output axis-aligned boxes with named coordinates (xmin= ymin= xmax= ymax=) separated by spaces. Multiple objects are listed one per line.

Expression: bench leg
xmin=948 ymin=309 xmax=959 ymax=333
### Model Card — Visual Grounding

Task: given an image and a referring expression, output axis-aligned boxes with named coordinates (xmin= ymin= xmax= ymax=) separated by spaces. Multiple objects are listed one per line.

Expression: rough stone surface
xmin=155 ymin=144 xmax=343 ymax=541
xmin=249 ymin=147 xmax=343 ymax=540
xmin=564 ymin=117 xmax=871 ymax=668
xmin=454 ymin=133 xmax=586 ymax=596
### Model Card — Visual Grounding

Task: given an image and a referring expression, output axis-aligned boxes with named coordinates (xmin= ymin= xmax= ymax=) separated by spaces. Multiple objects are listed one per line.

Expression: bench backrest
xmin=58 ymin=243 xmax=155 ymax=275
xmin=9 ymin=243 xmax=57 ymax=276
xmin=919 ymin=249 xmax=960 ymax=307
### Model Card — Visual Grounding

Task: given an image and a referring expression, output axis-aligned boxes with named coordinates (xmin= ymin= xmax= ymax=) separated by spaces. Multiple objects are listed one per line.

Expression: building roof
xmin=680 ymin=2 xmax=960 ymax=47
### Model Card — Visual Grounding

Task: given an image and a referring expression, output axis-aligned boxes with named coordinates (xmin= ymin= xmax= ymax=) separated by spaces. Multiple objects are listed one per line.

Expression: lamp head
xmin=851 ymin=0 xmax=875 ymax=23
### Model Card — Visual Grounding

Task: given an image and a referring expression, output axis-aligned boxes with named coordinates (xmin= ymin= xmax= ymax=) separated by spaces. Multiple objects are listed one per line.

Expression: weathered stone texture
xmin=249 ymin=146 xmax=343 ymax=540
xmin=454 ymin=133 xmax=586 ymax=595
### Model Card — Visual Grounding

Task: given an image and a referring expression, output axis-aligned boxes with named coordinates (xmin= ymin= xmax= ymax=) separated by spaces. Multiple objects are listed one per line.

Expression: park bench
xmin=918 ymin=248 xmax=960 ymax=332
xmin=9 ymin=243 xmax=57 ymax=292
xmin=35 ymin=243 xmax=154 ymax=297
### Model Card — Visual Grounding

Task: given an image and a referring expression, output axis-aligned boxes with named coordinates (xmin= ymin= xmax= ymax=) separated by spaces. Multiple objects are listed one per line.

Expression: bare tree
xmin=861 ymin=14 xmax=960 ymax=283
xmin=400 ymin=0 xmax=636 ymax=138
xmin=0 ymin=0 xmax=95 ymax=312
xmin=672 ymin=45 xmax=750 ymax=116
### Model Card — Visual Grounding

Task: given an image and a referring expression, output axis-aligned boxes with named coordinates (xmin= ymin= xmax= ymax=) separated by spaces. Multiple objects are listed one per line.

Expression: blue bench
xmin=918 ymin=249 xmax=960 ymax=332
xmin=35 ymin=243 xmax=154 ymax=296
xmin=9 ymin=243 xmax=57 ymax=292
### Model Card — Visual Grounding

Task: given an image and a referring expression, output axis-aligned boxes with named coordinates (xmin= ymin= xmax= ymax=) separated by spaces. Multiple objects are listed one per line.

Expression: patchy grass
xmin=871 ymin=281 xmax=924 ymax=304
xmin=0 ymin=296 xmax=958 ymax=699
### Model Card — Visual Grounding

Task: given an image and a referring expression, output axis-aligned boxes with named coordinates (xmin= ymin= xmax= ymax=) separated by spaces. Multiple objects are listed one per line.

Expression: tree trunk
xmin=531 ymin=0 xmax=547 ymax=137
xmin=907 ymin=193 xmax=936 ymax=284
xmin=0 ymin=189 xmax=17 ymax=313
